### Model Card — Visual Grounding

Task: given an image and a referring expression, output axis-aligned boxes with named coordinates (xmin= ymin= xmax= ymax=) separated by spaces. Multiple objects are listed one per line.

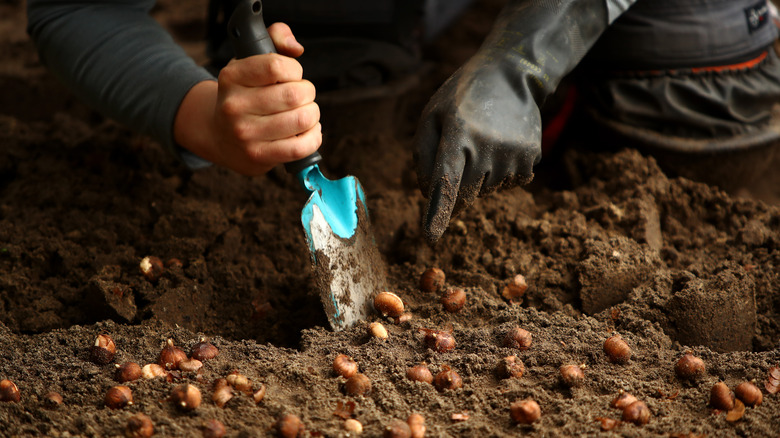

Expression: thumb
xmin=267 ymin=22 xmax=304 ymax=57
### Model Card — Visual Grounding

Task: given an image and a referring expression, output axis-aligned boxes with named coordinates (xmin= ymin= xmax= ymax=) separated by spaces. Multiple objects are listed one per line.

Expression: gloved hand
xmin=413 ymin=52 xmax=542 ymax=245
xmin=414 ymin=0 xmax=628 ymax=243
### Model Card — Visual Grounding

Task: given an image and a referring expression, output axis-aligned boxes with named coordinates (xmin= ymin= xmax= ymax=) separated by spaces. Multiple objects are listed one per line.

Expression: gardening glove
xmin=413 ymin=0 xmax=635 ymax=244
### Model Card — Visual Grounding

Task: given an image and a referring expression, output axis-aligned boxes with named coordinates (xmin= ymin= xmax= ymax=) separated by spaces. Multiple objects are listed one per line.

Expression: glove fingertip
xmin=422 ymin=185 xmax=458 ymax=246
xmin=423 ymin=213 xmax=447 ymax=245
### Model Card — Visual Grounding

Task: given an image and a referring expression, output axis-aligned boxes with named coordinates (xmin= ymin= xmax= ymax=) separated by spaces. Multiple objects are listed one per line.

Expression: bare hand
xmin=175 ymin=23 xmax=322 ymax=176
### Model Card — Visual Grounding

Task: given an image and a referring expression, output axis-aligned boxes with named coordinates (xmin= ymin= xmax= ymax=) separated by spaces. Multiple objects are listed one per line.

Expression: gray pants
xmin=584 ymin=0 xmax=780 ymax=139
xmin=584 ymin=46 xmax=780 ymax=140
xmin=570 ymin=0 xmax=780 ymax=191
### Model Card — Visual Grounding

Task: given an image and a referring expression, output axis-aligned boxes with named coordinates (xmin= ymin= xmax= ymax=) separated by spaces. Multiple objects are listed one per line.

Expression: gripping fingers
xmin=245 ymin=122 xmax=322 ymax=166
xmin=221 ymin=53 xmax=303 ymax=87
xmin=255 ymin=101 xmax=320 ymax=141
xmin=253 ymin=80 xmax=316 ymax=116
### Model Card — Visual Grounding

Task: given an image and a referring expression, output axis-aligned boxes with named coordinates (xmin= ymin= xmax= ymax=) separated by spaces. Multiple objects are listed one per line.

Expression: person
xmin=27 ymin=0 xmax=780 ymax=244
xmin=27 ymin=0 xmax=324 ymax=176
xmin=25 ymin=0 xmax=431 ymax=175
xmin=413 ymin=0 xmax=780 ymax=243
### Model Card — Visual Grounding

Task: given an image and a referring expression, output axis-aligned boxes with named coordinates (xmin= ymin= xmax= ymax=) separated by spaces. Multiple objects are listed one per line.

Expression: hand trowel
xmin=228 ymin=0 xmax=387 ymax=331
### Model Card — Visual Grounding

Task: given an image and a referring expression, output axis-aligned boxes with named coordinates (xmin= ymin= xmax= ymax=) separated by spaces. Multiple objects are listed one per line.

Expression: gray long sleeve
xmin=27 ymin=0 xmax=215 ymax=166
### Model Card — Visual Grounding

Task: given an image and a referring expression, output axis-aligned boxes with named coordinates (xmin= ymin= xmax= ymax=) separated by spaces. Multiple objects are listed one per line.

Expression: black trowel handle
xmin=227 ymin=0 xmax=322 ymax=176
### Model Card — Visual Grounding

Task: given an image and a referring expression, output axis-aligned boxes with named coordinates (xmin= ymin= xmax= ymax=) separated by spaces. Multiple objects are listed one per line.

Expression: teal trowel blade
xmin=298 ymin=165 xmax=387 ymax=331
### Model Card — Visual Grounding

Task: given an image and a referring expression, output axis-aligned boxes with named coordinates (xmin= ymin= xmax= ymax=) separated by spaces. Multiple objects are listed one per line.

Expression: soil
xmin=2 ymin=0 xmax=780 ymax=437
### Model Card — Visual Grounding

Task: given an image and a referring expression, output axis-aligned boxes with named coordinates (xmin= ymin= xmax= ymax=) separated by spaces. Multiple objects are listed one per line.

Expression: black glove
xmin=413 ymin=0 xmax=614 ymax=244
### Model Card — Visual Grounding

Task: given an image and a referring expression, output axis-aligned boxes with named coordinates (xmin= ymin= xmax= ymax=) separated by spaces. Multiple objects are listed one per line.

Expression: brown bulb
xmin=275 ymin=413 xmax=304 ymax=438
xmin=767 ymin=367 xmax=780 ymax=395
xmin=158 ymin=339 xmax=187 ymax=370
xmin=179 ymin=358 xmax=203 ymax=373
xmin=212 ymin=379 xmax=233 ymax=408
xmin=345 ymin=373 xmax=371 ymax=396
xmin=90 ymin=334 xmax=116 ymax=365
xmin=407 ymin=413 xmax=425 ymax=438
xmin=141 ymin=363 xmax=166 ymax=379
xmin=374 ymin=292 xmax=404 ymax=318
xmin=495 ymin=356 xmax=525 ymax=380
xmin=603 ymin=335 xmax=631 ymax=364
xmin=383 ymin=419 xmax=411 ymax=438
xmin=501 ymin=274 xmax=528 ymax=301
xmin=622 ymin=401 xmax=651 ymax=425
xmin=165 ymin=258 xmax=184 ymax=269
xmin=105 ymin=385 xmax=133 ymax=409
xmin=766 ymin=379 xmax=779 ymax=395
xmin=253 ymin=384 xmax=267 ymax=404
xmin=595 ymin=417 xmax=619 ymax=432
xmin=171 ymin=384 xmax=201 ymax=411
xmin=396 ymin=313 xmax=413 ymax=324
xmin=201 ymin=419 xmax=226 ymax=438
xmin=674 ymin=354 xmax=705 ymax=380
xmin=125 ymin=413 xmax=154 ymax=438
xmin=344 ymin=419 xmax=363 ymax=434
xmin=710 ymin=382 xmax=735 ymax=411
xmin=610 ymin=391 xmax=638 ymax=410
xmin=725 ymin=399 xmax=746 ymax=422
xmin=369 ymin=322 xmax=389 ymax=340
xmin=421 ymin=328 xmax=456 ymax=353
xmin=440 ymin=288 xmax=466 ymax=313
xmin=510 ymin=399 xmax=541 ymax=424
xmin=140 ymin=256 xmax=164 ymax=282
xmin=406 ymin=364 xmax=434 ymax=384
xmin=333 ymin=354 xmax=359 ymax=379
xmin=419 ymin=267 xmax=445 ymax=292
xmin=190 ymin=340 xmax=219 ymax=361
xmin=226 ymin=372 xmax=252 ymax=393
xmin=115 ymin=362 xmax=142 ymax=383
xmin=559 ymin=364 xmax=585 ymax=388
xmin=0 ymin=379 xmax=20 ymax=403
xmin=502 ymin=327 xmax=532 ymax=350
xmin=734 ymin=381 xmax=763 ymax=407
xmin=43 ymin=391 xmax=63 ymax=408
xmin=433 ymin=365 xmax=462 ymax=391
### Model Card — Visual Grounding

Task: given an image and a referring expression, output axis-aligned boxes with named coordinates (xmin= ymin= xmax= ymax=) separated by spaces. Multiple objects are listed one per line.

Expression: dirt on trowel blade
xmin=308 ymin=195 xmax=388 ymax=330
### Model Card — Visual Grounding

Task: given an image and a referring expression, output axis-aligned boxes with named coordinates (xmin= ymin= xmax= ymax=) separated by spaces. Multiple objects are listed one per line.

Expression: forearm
xmin=173 ymin=81 xmax=219 ymax=165
xmin=471 ymin=0 xmax=638 ymax=101
xmin=27 ymin=0 xmax=215 ymax=161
